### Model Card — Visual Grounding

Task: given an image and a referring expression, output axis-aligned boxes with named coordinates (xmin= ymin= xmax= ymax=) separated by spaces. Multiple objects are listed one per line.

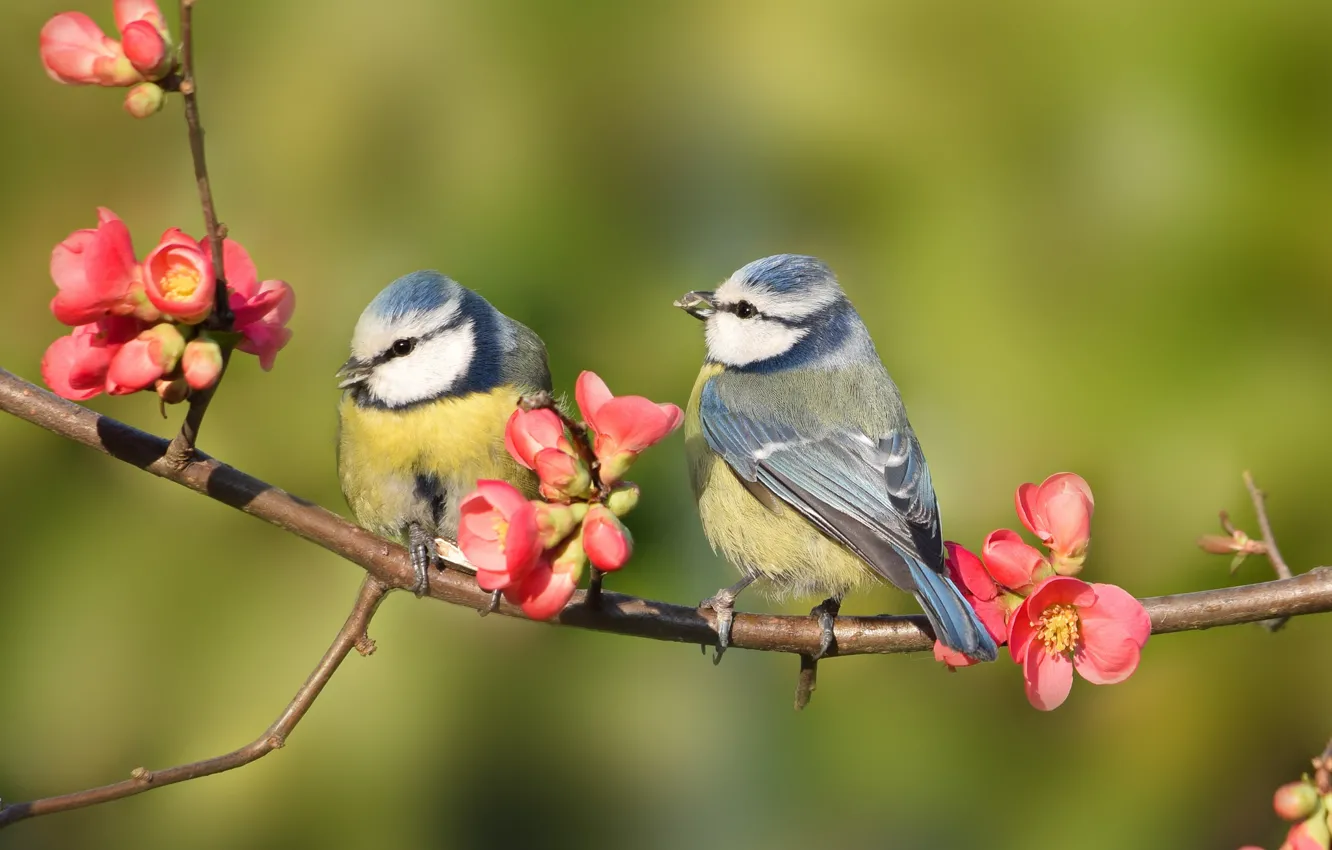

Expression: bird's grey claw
xmin=407 ymin=523 xmax=436 ymax=598
xmin=699 ymin=594 xmax=736 ymax=665
xmin=809 ymin=597 xmax=841 ymax=661
xmin=478 ymin=590 xmax=502 ymax=617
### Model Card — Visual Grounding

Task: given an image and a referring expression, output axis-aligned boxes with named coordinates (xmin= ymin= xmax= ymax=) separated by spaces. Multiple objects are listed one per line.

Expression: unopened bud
xmin=123 ymin=82 xmax=165 ymax=119
xmin=533 ymin=501 xmax=588 ymax=549
xmin=582 ymin=504 xmax=633 ymax=572
xmin=181 ymin=335 xmax=224 ymax=390
xmin=122 ymin=20 xmax=173 ymax=79
xmin=605 ymin=482 xmax=640 ymax=517
xmin=154 ymin=377 xmax=189 ymax=405
xmin=1275 ymin=781 xmax=1320 ymax=822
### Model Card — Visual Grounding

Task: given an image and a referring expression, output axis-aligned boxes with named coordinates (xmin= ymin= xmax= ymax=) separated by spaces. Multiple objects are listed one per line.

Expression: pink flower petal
xmin=981 ymin=529 xmax=1046 ymax=591
xmin=114 ymin=0 xmax=167 ymax=33
xmin=1073 ymin=634 xmax=1142 ymax=685
xmin=1007 ymin=597 xmax=1036 ymax=663
xmin=1023 ymin=641 xmax=1074 ymax=711
xmin=944 ymin=542 xmax=997 ymax=601
xmin=1081 ymin=582 xmax=1151 ymax=647
xmin=574 ymin=370 xmax=614 ymax=426
xmin=503 ymin=558 xmax=577 ymax=620
xmin=41 ymin=334 xmax=102 ymax=400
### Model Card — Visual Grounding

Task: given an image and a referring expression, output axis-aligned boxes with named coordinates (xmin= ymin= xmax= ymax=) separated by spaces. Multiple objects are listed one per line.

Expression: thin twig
xmin=177 ymin=0 xmax=229 ymax=330
xmin=161 ymin=0 xmax=231 ymax=465
xmin=1243 ymin=470 xmax=1294 ymax=631
xmin=1244 ymin=470 xmax=1293 ymax=579
xmin=0 ymin=576 xmax=387 ymax=829
xmin=2 ymin=368 xmax=1331 ymax=660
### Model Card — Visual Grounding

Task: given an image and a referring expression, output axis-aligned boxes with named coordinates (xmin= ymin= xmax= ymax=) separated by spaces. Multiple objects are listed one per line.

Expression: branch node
xmin=129 ymin=767 xmax=153 ymax=784
xmin=354 ymin=633 xmax=377 ymax=657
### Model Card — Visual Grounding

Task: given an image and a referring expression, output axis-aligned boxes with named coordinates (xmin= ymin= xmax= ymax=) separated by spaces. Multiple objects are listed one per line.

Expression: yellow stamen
xmin=163 ymin=266 xmax=200 ymax=301
xmin=493 ymin=518 xmax=509 ymax=552
xmin=1036 ymin=603 xmax=1081 ymax=654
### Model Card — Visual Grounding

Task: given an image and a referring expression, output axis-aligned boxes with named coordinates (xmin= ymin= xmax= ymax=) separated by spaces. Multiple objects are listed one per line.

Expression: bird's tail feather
xmin=909 ymin=559 xmax=998 ymax=662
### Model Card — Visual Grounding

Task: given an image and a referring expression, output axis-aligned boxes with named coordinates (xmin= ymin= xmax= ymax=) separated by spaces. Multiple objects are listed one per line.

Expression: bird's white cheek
xmin=367 ymin=325 xmax=475 ymax=407
xmin=706 ymin=315 xmax=807 ymax=367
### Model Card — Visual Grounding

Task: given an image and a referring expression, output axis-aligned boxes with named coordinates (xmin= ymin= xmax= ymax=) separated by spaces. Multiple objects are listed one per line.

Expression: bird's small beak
xmin=674 ymin=290 xmax=716 ymax=320
xmin=336 ymin=357 xmax=372 ymax=389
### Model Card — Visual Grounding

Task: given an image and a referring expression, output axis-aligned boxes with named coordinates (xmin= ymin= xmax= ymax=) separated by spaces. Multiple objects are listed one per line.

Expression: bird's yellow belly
xmin=685 ymin=366 xmax=875 ymax=600
xmin=338 ymin=390 xmax=538 ymax=540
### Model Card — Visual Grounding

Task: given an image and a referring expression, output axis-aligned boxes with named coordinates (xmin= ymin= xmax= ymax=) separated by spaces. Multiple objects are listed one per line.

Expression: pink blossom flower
xmin=49 ymin=208 xmax=146 ymax=326
xmin=120 ymin=20 xmax=169 ymax=77
xmin=574 ymin=371 xmax=683 ymax=486
xmin=181 ymin=337 xmax=224 ymax=390
xmin=1007 ymin=576 xmax=1150 ymax=711
xmin=504 ymin=408 xmax=572 ymax=469
xmin=932 ymin=542 xmax=1013 ymax=668
xmin=220 ymin=239 xmax=294 ymax=370
xmin=106 ymin=323 xmax=184 ymax=394
xmin=981 ymin=529 xmax=1048 ymax=592
xmin=144 ymin=229 xmax=214 ymax=324
xmin=1016 ymin=472 xmax=1095 ymax=574
xmin=39 ymin=12 xmax=141 ymax=87
xmin=503 ymin=534 xmax=585 ymax=620
xmin=457 ymin=480 xmax=542 ymax=591
xmin=582 ymin=505 xmax=633 ymax=571
xmin=41 ymin=316 xmax=141 ymax=400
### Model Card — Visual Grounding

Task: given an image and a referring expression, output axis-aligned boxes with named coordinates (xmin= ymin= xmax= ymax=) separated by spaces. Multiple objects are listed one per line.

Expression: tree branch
xmin=3 ymin=367 xmax=1330 ymax=659
xmin=163 ymin=0 xmax=230 ymax=468
xmin=0 ymin=575 xmax=387 ymax=829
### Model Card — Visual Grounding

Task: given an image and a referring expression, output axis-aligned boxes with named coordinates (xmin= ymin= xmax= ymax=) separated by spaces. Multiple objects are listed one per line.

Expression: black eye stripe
xmin=369 ymin=312 xmax=468 ymax=367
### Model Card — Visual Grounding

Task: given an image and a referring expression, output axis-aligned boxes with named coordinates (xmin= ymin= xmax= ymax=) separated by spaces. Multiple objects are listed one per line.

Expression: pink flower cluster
xmin=935 ymin=473 xmax=1151 ymax=711
xmin=458 ymin=372 xmax=683 ymax=620
xmin=41 ymin=208 xmax=294 ymax=403
xmin=1240 ymin=778 xmax=1332 ymax=850
xmin=40 ymin=1 xmax=175 ymax=117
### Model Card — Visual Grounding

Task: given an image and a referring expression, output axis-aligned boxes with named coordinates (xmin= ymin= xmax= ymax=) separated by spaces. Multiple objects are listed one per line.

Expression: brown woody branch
xmin=0 ymin=575 xmax=387 ymax=829
xmin=3 ymin=366 xmax=1331 ymax=657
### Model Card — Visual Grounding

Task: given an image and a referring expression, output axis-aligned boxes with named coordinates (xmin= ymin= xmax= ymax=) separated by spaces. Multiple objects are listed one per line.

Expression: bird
xmin=675 ymin=254 xmax=997 ymax=664
xmin=337 ymin=270 xmax=553 ymax=597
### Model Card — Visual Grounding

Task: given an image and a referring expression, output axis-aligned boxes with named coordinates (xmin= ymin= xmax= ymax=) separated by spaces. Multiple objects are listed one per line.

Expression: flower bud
xmin=154 ymin=377 xmax=189 ymax=404
xmin=106 ymin=322 xmax=184 ymax=393
xmin=549 ymin=528 xmax=587 ymax=586
xmin=121 ymin=20 xmax=171 ymax=78
xmin=1275 ymin=782 xmax=1321 ymax=822
xmin=582 ymin=504 xmax=633 ymax=571
xmin=535 ymin=448 xmax=593 ymax=502
xmin=123 ymin=81 xmax=166 ymax=118
xmin=181 ymin=336 xmax=224 ymax=390
xmin=604 ymin=482 xmax=640 ymax=517
xmin=533 ymin=501 xmax=588 ymax=550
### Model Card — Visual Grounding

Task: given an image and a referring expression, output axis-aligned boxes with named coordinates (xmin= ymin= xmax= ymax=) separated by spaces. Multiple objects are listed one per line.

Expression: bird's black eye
xmin=734 ymin=300 xmax=757 ymax=319
xmin=391 ymin=338 xmax=415 ymax=357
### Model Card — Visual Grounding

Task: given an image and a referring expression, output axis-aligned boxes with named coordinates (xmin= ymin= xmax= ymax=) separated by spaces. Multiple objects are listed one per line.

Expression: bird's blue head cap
xmin=339 ymin=270 xmax=505 ymax=408
xmin=674 ymin=254 xmax=873 ymax=372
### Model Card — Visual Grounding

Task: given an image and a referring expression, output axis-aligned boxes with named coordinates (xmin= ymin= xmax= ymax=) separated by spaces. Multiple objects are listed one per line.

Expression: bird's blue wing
xmin=699 ymin=379 xmax=995 ymax=661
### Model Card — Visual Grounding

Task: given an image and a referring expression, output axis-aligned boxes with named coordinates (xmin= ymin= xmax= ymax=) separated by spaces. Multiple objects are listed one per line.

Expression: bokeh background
xmin=3 ymin=1 xmax=1332 ymax=848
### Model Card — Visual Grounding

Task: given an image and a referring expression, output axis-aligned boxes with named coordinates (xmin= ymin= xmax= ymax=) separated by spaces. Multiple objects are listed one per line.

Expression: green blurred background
xmin=3 ymin=1 xmax=1331 ymax=847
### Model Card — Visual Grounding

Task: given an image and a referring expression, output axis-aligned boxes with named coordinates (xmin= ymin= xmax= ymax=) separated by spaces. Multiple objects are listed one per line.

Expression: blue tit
xmin=337 ymin=270 xmax=552 ymax=596
xmin=676 ymin=254 xmax=997 ymax=664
